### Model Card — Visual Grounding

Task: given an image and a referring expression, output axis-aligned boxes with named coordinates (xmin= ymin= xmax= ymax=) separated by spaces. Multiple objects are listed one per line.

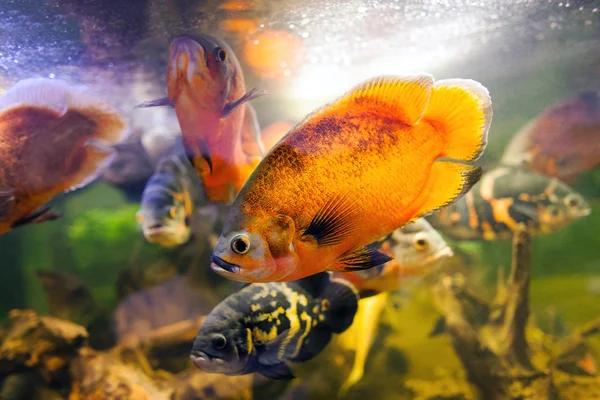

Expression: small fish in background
xmin=0 ymin=78 xmax=129 ymax=235
xmin=137 ymin=34 xmax=265 ymax=204
xmin=337 ymin=218 xmax=454 ymax=298
xmin=190 ymin=272 xmax=359 ymax=380
xmin=501 ymin=91 xmax=600 ymax=182
xmin=428 ymin=166 xmax=591 ymax=241
xmin=136 ymin=154 xmax=200 ymax=248
xmin=210 ymin=74 xmax=492 ymax=283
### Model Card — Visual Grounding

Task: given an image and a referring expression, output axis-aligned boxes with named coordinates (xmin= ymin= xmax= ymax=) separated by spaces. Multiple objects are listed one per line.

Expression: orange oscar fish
xmin=138 ymin=34 xmax=264 ymax=204
xmin=209 ymin=74 xmax=492 ymax=283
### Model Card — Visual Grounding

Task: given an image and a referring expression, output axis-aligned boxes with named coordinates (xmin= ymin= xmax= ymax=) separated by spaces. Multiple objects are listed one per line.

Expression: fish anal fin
xmin=301 ymin=193 xmax=361 ymax=247
xmin=424 ymin=79 xmax=492 ymax=162
xmin=223 ymin=88 xmax=266 ymax=117
xmin=410 ymin=160 xmax=482 ymax=221
xmin=135 ymin=97 xmax=174 ymax=109
xmin=12 ymin=207 xmax=62 ymax=229
xmin=333 ymin=246 xmax=393 ymax=272
xmin=257 ymin=362 xmax=294 ymax=380
xmin=314 ymin=75 xmax=434 ymax=126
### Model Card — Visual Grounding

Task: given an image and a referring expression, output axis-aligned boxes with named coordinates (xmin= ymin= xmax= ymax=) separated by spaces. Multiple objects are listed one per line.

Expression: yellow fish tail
xmin=424 ymin=79 xmax=492 ymax=162
xmin=411 ymin=161 xmax=482 ymax=220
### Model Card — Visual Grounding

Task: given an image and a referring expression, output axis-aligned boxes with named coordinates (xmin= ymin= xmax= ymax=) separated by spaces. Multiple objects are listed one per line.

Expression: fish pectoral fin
xmin=259 ymin=330 xmax=298 ymax=365
xmin=332 ymin=246 xmax=393 ymax=272
xmin=12 ymin=207 xmax=62 ymax=229
xmin=241 ymin=103 xmax=266 ymax=158
xmin=424 ymin=79 xmax=492 ymax=162
xmin=409 ymin=161 xmax=482 ymax=220
xmin=257 ymin=362 xmax=295 ymax=380
xmin=222 ymin=87 xmax=266 ymax=118
xmin=511 ymin=202 xmax=539 ymax=223
xmin=429 ymin=316 xmax=447 ymax=337
xmin=186 ymin=137 xmax=213 ymax=175
xmin=301 ymin=193 xmax=361 ymax=247
xmin=135 ymin=97 xmax=174 ymax=109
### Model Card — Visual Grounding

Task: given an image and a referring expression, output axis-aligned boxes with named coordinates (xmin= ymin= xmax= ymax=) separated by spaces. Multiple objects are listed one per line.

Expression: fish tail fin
xmin=411 ymin=160 xmax=483 ymax=220
xmin=424 ymin=79 xmax=492 ymax=162
xmin=322 ymin=277 xmax=359 ymax=334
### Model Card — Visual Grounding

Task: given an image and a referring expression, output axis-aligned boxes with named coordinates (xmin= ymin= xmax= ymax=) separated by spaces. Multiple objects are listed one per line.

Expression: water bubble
xmin=301 ymin=32 xmax=309 ymax=38
xmin=49 ymin=73 xmax=55 ymax=79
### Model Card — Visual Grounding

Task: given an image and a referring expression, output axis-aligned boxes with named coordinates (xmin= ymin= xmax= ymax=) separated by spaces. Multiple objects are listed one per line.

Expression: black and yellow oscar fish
xmin=190 ymin=271 xmax=359 ymax=380
xmin=428 ymin=166 xmax=591 ymax=241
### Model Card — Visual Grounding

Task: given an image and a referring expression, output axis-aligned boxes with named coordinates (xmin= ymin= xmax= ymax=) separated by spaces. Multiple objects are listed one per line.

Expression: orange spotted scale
xmin=210 ymin=74 xmax=493 ymax=283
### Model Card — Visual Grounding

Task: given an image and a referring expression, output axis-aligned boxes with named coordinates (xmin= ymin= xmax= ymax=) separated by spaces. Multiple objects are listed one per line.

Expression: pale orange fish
xmin=210 ymin=74 xmax=492 ymax=282
xmin=138 ymin=34 xmax=264 ymax=204
xmin=0 ymin=78 xmax=128 ymax=235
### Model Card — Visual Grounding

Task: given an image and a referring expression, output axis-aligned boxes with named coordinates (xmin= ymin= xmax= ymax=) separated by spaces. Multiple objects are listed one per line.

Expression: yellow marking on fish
xmin=450 ymin=211 xmax=461 ymax=223
xmin=318 ymin=314 xmax=325 ymax=322
xmin=280 ymin=286 xmax=302 ymax=359
xmin=270 ymin=290 xmax=278 ymax=297
xmin=518 ymin=193 xmax=530 ymax=201
xmin=298 ymin=294 xmax=308 ymax=306
xmin=251 ymin=303 xmax=262 ymax=312
xmin=252 ymin=325 xmax=279 ymax=344
xmin=489 ymin=197 xmax=518 ymax=230
xmin=251 ymin=287 xmax=271 ymax=300
xmin=292 ymin=311 xmax=312 ymax=359
xmin=481 ymin=221 xmax=496 ymax=240
xmin=246 ymin=328 xmax=253 ymax=354
xmin=312 ymin=305 xmax=319 ymax=314
xmin=480 ymin=168 xmax=507 ymax=201
xmin=321 ymin=299 xmax=330 ymax=312
xmin=312 ymin=320 xmax=318 ymax=327
xmin=466 ymin=191 xmax=479 ymax=229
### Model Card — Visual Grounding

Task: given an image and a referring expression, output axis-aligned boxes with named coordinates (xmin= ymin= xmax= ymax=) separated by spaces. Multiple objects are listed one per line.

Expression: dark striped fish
xmin=136 ymin=155 xmax=199 ymax=247
xmin=428 ymin=166 xmax=591 ymax=241
xmin=190 ymin=272 xmax=358 ymax=380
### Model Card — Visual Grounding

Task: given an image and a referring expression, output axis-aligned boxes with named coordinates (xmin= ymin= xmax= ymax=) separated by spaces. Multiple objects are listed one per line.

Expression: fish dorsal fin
xmin=296 ymin=74 xmax=434 ymax=128
xmin=241 ymin=103 xmax=266 ymax=158
xmin=292 ymin=272 xmax=332 ymax=298
xmin=301 ymin=192 xmax=361 ymax=247
xmin=0 ymin=78 xmax=70 ymax=116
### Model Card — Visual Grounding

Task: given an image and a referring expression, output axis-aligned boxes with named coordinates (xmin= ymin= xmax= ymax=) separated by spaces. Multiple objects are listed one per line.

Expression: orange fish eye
xmin=216 ymin=48 xmax=227 ymax=62
xmin=169 ymin=206 xmax=178 ymax=219
xmin=231 ymin=234 xmax=251 ymax=255
xmin=413 ymin=235 xmax=428 ymax=250
xmin=136 ymin=211 xmax=144 ymax=224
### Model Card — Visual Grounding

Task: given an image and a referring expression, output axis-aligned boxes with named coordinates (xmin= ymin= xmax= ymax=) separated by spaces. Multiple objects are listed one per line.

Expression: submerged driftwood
xmin=425 ymin=225 xmax=600 ymax=400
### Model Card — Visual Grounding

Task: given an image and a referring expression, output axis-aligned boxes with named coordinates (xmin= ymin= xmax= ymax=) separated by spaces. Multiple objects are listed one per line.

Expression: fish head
xmin=190 ymin=314 xmax=252 ymax=375
xmin=389 ymin=218 xmax=454 ymax=270
xmin=211 ymin=213 xmax=298 ymax=282
xmin=538 ymin=182 xmax=591 ymax=232
xmin=167 ymin=34 xmax=238 ymax=112
xmin=136 ymin=174 xmax=191 ymax=247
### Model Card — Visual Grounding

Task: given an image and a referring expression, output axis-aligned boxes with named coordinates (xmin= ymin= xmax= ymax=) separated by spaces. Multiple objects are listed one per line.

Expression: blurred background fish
xmin=428 ymin=166 xmax=591 ymax=241
xmin=136 ymin=155 xmax=201 ymax=248
xmin=501 ymin=91 xmax=600 ymax=183
xmin=0 ymin=78 xmax=129 ymax=235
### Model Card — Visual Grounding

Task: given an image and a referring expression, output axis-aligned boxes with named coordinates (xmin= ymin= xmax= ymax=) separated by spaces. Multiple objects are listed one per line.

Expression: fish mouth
xmin=210 ymin=255 xmax=242 ymax=274
xmin=190 ymin=350 xmax=224 ymax=368
xmin=433 ymin=246 xmax=454 ymax=260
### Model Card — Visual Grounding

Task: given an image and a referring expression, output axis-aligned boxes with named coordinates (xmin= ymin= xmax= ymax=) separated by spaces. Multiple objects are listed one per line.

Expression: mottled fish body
xmin=191 ymin=271 xmax=358 ymax=380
